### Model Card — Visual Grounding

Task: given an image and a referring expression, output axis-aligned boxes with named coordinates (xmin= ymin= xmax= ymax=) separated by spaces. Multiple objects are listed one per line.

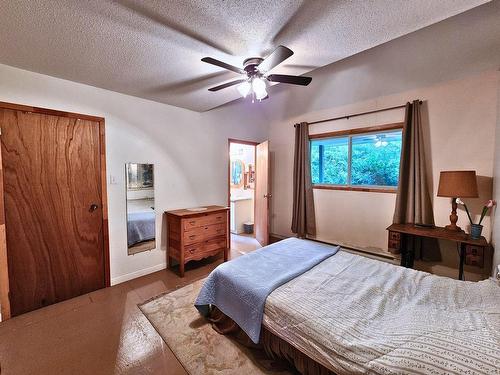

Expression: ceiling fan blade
xmin=267 ymin=74 xmax=312 ymax=86
xmin=257 ymin=45 xmax=294 ymax=73
xmin=201 ymin=57 xmax=245 ymax=74
xmin=208 ymin=79 xmax=246 ymax=92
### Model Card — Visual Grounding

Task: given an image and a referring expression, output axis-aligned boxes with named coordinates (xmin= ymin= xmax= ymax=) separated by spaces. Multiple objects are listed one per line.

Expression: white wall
xmin=0 ymin=63 xmax=268 ymax=284
xmin=126 ymin=189 xmax=154 ymax=200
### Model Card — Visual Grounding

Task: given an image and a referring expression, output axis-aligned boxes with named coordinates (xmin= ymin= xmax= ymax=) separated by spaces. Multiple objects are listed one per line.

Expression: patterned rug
xmin=138 ymin=279 xmax=293 ymax=375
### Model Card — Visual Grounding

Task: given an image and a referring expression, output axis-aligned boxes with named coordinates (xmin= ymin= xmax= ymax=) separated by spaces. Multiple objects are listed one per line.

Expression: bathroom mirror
xmin=230 ymin=159 xmax=245 ymax=188
xmin=126 ymin=163 xmax=155 ymax=255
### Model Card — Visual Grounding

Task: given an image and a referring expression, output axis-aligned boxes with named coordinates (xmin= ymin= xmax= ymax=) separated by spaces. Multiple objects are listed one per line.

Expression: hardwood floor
xmin=128 ymin=239 xmax=156 ymax=255
xmin=0 ymin=235 xmax=261 ymax=374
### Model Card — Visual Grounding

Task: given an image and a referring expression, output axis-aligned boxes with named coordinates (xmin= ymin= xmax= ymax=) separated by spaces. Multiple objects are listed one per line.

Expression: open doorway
xmin=228 ymin=139 xmax=270 ymax=249
xmin=229 ymin=140 xmax=257 ymax=247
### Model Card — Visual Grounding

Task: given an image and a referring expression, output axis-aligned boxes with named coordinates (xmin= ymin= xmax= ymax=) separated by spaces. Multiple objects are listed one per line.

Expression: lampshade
xmin=237 ymin=81 xmax=251 ymax=98
xmin=437 ymin=170 xmax=478 ymax=198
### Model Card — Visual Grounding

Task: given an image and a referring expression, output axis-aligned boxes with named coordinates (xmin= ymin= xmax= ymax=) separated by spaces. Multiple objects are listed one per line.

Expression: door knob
xmin=264 ymin=193 xmax=272 ymax=198
xmin=89 ymin=204 xmax=99 ymax=212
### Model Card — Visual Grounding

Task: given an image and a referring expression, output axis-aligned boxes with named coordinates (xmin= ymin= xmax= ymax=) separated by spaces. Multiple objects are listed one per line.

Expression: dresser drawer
xmin=184 ymin=236 xmax=227 ymax=260
xmin=183 ymin=212 xmax=226 ymax=231
xmin=465 ymin=245 xmax=484 ymax=267
xmin=183 ymin=223 xmax=226 ymax=245
xmin=389 ymin=231 xmax=401 ymax=241
xmin=388 ymin=239 xmax=401 ymax=251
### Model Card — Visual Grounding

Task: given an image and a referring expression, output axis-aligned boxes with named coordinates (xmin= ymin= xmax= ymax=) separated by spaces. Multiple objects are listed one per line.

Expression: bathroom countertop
xmin=230 ymin=196 xmax=252 ymax=202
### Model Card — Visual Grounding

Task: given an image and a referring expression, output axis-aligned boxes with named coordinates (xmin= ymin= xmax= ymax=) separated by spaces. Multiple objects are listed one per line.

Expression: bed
xmin=196 ymin=238 xmax=500 ymax=374
xmin=127 ymin=211 xmax=155 ymax=246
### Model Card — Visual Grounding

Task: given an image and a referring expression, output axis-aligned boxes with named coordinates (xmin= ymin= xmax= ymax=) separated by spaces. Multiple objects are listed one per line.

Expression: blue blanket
xmin=195 ymin=238 xmax=339 ymax=343
xmin=127 ymin=211 xmax=155 ymax=246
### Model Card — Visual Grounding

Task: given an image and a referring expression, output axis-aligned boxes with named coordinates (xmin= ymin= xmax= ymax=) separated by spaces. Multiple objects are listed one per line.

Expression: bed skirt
xmin=208 ymin=307 xmax=335 ymax=375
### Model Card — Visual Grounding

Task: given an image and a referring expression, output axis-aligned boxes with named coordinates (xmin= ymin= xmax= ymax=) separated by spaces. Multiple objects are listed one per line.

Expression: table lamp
xmin=437 ymin=170 xmax=478 ymax=231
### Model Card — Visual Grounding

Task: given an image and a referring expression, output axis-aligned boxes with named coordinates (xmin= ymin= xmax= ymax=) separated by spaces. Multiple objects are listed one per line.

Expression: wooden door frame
xmin=0 ymin=101 xmax=111 ymax=320
xmin=227 ymin=138 xmax=259 ymax=242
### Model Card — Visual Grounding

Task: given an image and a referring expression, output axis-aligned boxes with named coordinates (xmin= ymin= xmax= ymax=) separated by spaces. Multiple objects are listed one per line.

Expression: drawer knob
xmin=189 ymin=235 xmax=196 ymax=240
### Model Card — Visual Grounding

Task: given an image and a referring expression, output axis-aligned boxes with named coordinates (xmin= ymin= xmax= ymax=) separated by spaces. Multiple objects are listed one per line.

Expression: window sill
xmin=312 ymin=185 xmax=397 ymax=194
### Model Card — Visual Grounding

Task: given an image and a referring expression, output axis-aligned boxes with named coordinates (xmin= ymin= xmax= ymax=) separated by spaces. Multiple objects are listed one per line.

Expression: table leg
xmin=400 ymin=233 xmax=407 ymax=267
xmin=179 ymin=262 xmax=185 ymax=278
xmin=407 ymin=236 xmax=417 ymax=269
xmin=400 ymin=234 xmax=415 ymax=268
xmin=458 ymin=243 xmax=466 ymax=280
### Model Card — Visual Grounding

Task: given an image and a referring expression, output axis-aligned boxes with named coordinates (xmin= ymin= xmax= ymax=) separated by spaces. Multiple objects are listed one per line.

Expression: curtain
xmin=393 ymin=100 xmax=436 ymax=260
xmin=291 ymin=122 xmax=316 ymax=237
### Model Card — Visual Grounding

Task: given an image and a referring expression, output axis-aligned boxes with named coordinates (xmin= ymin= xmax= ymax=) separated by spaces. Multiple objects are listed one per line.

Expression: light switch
xmin=109 ymin=175 xmax=118 ymax=185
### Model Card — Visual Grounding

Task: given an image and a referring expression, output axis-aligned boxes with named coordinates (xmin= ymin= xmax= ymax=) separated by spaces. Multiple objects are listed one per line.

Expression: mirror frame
xmin=125 ymin=163 xmax=156 ymax=255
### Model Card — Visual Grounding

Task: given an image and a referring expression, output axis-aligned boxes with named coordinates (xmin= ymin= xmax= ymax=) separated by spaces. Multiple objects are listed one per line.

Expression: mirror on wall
xmin=126 ymin=163 xmax=155 ymax=255
xmin=230 ymin=159 xmax=245 ymax=188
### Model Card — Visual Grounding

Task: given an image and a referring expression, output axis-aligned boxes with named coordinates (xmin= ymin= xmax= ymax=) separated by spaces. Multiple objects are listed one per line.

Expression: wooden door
xmin=255 ymin=141 xmax=270 ymax=246
xmin=0 ymin=141 xmax=10 ymax=320
xmin=0 ymin=108 xmax=106 ymax=316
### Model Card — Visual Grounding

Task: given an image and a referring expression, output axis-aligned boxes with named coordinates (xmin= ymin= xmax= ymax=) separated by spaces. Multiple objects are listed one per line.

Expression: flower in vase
xmin=479 ymin=199 xmax=497 ymax=225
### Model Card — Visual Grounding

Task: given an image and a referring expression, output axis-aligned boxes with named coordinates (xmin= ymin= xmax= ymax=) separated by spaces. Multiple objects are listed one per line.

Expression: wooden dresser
xmin=166 ymin=205 xmax=229 ymax=277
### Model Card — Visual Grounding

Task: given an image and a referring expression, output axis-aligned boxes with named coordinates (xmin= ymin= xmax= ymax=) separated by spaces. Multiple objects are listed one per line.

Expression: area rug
xmin=138 ymin=279 xmax=293 ymax=375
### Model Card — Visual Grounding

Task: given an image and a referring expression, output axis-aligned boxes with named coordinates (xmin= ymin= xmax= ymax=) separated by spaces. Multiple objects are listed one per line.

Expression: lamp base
xmin=445 ymin=223 xmax=463 ymax=232
xmin=445 ymin=197 xmax=463 ymax=232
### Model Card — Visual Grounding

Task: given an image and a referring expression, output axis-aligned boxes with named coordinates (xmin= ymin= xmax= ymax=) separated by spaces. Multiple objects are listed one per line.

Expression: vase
xmin=470 ymin=224 xmax=483 ymax=240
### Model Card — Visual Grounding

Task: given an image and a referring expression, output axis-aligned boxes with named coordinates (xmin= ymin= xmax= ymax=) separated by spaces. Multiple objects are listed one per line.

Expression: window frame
xmin=309 ymin=122 xmax=404 ymax=193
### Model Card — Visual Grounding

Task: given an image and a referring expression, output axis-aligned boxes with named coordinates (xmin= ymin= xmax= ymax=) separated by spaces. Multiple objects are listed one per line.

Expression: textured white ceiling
xmin=0 ymin=0 xmax=490 ymax=112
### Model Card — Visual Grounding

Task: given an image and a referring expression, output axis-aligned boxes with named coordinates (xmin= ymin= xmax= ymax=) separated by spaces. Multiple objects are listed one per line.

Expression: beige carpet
xmin=138 ymin=279 xmax=293 ymax=375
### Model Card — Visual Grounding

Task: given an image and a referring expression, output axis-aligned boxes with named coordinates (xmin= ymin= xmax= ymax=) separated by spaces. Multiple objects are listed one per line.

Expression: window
xmin=310 ymin=127 xmax=402 ymax=190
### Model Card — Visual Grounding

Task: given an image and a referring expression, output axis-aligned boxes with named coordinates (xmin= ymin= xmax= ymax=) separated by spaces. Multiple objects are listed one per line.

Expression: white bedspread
xmin=263 ymin=250 xmax=500 ymax=375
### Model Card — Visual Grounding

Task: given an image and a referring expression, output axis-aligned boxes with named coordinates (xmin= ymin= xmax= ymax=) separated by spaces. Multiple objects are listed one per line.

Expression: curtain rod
xmin=296 ymin=100 xmax=422 ymax=127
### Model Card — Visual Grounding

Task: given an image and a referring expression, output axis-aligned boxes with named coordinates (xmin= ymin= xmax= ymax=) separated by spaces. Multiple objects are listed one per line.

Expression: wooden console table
xmin=386 ymin=223 xmax=488 ymax=280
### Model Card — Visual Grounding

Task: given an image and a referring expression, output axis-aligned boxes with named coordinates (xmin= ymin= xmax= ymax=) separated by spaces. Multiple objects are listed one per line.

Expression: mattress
xmin=262 ymin=250 xmax=500 ymax=374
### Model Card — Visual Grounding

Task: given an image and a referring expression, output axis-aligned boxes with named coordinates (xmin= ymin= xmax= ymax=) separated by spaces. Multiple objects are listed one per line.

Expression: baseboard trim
xmin=311 ymin=238 xmax=396 ymax=261
xmin=269 ymin=233 xmax=289 ymax=243
xmin=111 ymin=262 xmax=167 ymax=285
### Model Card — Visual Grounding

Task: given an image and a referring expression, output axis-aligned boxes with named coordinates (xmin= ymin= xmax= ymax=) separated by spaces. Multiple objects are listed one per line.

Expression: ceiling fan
xmin=201 ymin=45 xmax=312 ymax=101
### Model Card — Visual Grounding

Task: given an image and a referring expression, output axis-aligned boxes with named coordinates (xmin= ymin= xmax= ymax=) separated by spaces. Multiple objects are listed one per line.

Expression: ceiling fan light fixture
xmin=203 ymin=46 xmax=311 ymax=103
xmin=237 ymin=81 xmax=251 ymax=98
xmin=374 ymin=135 xmax=388 ymax=147
xmin=252 ymin=77 xmax=267 ymax=100
xmin=255 ymin=89 xmax=268 ymax=101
